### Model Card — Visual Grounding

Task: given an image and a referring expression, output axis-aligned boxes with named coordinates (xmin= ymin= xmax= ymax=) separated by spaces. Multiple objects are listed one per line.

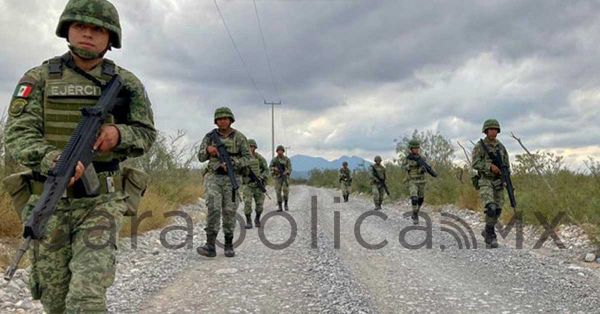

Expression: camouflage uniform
xmin=402 ymin=140 xmax=427 ymax=220
xmin=242 ymin=139 xmax=269 ymax=228
xmin=472 ymin=119 xmax=510 ymax=248
xmin=197 ymin=107 xmax=250 ymax=257
xmin=4 ymin=1 xmax=156 ymax=312
xmin=339 ymin=163 xmax=352 ymax=202
xmin=370 ymin=156 xmax=386 ymax=210
xmin=270 ymin=146 xmax=292 ymax=211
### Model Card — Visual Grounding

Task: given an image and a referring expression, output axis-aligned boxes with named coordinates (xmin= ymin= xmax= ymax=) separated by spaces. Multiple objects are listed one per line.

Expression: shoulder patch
xmin=13 ymin=83 xmax=34 ymax=98
xmin=9 ymin=98 xmax=28 ymax=117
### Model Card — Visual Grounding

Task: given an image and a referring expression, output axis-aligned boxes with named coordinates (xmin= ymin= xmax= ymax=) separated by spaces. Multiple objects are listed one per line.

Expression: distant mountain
xmin=287 ymin=155 xmax=372 ymax=179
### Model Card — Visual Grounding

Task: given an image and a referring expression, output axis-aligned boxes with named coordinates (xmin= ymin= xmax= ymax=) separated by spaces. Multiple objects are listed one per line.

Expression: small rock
xmin=567 ymin=264 xmax=583 ymax=271
xmin=2 ymin=302 xmax=14 ymax=308
xmin=152 ymin=249 xmax=160 ymax=256
xmin=215 ymin=268 xmax=238 ymax=275
xmin=584 ymin=253 xmax=596 ymax=263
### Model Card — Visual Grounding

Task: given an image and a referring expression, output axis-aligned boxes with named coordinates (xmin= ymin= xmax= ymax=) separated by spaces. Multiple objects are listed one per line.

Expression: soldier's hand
xmin=94 ymin=125 xmax=120 ymax=152
xmin=220 ymin=162 xmax=227 ymax=172
xmin=207 ymin=146 xmax=219 ymax=157
xmin=490 ymin=164 xmax=501 ymax=175
xmin=69 ymin=161 xmax=85 ymax=187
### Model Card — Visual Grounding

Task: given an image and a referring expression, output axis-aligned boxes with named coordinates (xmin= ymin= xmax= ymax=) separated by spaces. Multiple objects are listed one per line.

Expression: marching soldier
xmin=197 ymin=107 xmax=250 ymax=258
xmin=270 ymin=145 xmax=292 ymax=211
xmin=472 ymin=119 xmax=511 ymax=249
xmin=4 ymin=0 xmax=156 ymax=312
xmin=339 ymin=161 xmax=352 ymax=202
xmin=242 ymin=139 xmax=269 ymax=229
xmin=402 ymin=140 xmax=430 ymax=224
xmin=370 ymin=156 xmax=387 ymax=210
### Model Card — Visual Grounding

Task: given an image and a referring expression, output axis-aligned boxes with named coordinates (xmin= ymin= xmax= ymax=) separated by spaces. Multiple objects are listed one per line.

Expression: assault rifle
xmin=5 ymin=76 xmax=124 ymax=281
xmin=371 ymin=165 xmax=390 ymax=196
xmin=479 ymin=139 xmax=517 ymax=211
xmin=406 ymin=154 xmax=438 ymax=177
xmin=210 ymin=130 xmax=239 ymax=203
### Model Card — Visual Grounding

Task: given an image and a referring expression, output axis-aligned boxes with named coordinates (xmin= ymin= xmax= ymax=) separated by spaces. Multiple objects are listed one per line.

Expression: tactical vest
xmin=248 ymin=155 xmax=261 ymax=175
xmin=43 ymin=55 xmax=117 ymax=162
xmin=243 ymin=154 xmax=262 ymax=184
xmin=371 ymin=165 xmax=386 ymax=183
xmin=478 ymin=140 xmax=507 ymax=179
xmin=208 ymin=129 xmax=242 ymax=174
xmin=406 ymin=157 xmax=425 ymax=180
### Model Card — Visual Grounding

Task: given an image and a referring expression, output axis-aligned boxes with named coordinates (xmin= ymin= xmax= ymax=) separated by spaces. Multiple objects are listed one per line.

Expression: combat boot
xmin=197 ymin=233 xmax=217 ymax=257
xmin=277 ymin=202 xmax=283 ymax=212
xmin=254 ymin=212 xmax=262 ymax=228
xmin=481 ymin=225 xmax=498 ymax=249
xmin=411 ymin=212 xmax=419 ymax=225
xmin=344 ymin=194 xmax=349 ymax=202
xmin=224 ymin=234 xmax=235 ymax=257
xmin=245 ymin=214 xmax=253 ymax=229
xmin=284 ymin=200 xmax=289 ymax=211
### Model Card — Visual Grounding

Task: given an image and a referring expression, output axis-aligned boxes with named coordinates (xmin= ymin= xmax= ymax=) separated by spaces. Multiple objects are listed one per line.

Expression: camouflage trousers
xmin=478 ymin=177 xmax=505 ymax=226
xmin=408 ymin=178 xmax=425 ymax=212
xmin=243 ymin=184 xmax=265 ymax=215
xmin=340 ymin=182 xmax=351 ymax=196
xmin=372 ymin=184 xmax=385 ymax=207
xmin=274 ymin=177 xmax=289 ymax=203
xmin=204 ymin=173 xmax=240 ymax=236
xmin=21 ymin=193 xmax=127 ymax=314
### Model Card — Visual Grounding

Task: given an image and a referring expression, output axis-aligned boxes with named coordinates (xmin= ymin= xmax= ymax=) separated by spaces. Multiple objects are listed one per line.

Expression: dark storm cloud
xmin=1 ymin=0 xmax=599 ymax=164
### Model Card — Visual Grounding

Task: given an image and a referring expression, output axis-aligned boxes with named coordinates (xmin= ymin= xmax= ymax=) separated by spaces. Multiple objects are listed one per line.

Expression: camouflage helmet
xmin=408 ymin=139 xmax=421 ymax=149
xmin=248 ymin=139 xmax=257 ymax=148
xmin=214 ymin=107 xmax=235 ymax=123
xmin=56 ymin=0 xmax=122 ymax=49
xmin=276 ymin=145 xmax=285 ymax=152
xmin=342 ymin=161 xmax=348 ymax=167
xmin=482 ymin=119 xmax=501 ymax=133
xmin=374 ymin=155 xmax=382 ymax=162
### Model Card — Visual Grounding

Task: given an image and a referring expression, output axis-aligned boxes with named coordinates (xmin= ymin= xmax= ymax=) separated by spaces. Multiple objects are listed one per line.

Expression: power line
xmin=252 ymin=0 xmax=280 ymax=100
xmin=213 ymin=0 xmax=266 ymax=101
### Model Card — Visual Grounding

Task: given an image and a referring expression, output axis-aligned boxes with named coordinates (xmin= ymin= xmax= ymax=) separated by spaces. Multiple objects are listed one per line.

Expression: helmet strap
xmin=69 ymin=44 xmax=107 ymax=60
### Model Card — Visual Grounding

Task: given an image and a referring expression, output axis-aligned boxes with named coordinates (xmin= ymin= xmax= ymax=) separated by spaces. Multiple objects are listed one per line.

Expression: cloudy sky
xmin=1 ymin=0 xmax=599 ymax=168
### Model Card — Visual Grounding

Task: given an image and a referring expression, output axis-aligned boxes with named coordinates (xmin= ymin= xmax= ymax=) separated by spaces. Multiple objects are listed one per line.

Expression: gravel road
xmin=1 ymin=185 xmax=599 ymax=313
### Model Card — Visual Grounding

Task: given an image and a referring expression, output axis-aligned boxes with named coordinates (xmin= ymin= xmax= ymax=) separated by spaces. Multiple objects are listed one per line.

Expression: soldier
xmin=270 ymin=145 xmax=292 ymax=211
xmin=472 ymin=119 xmax=510 ymax=249
xmin=370 ymin=156 xmax=387 ymax=210
xmin=339 ymin=161 xmax=352 ymax=202
xmin=242 ymin=139 xmax=269 ymax=229
xmin=402 ymin=140 xmax=428 ymax=224
xmin=4 ymin=0 xmax=156 ymax=312
xmin=197 ymin=107 xmax=250 ymax=258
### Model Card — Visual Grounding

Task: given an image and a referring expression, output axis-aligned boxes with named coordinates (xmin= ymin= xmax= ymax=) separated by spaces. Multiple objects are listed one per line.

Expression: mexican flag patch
xmin=14 ymin=84 xmax=33 ymax=98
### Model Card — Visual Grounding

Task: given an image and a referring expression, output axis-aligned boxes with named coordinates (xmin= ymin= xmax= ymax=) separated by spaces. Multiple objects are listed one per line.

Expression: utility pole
xmin=264 ymin=100 xmax=282 ymax=158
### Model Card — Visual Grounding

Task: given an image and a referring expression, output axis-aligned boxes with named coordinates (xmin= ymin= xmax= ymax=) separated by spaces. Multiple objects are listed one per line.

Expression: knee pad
xmin=485 ymin=203 xmax=499 ymax=218
xmin=411 ymin=197 xmax=419 ymax=206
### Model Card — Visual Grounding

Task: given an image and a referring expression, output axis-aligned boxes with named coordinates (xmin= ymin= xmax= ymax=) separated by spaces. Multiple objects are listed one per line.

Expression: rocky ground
xmin=1 ymin=185 xmax=599 ymax=313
